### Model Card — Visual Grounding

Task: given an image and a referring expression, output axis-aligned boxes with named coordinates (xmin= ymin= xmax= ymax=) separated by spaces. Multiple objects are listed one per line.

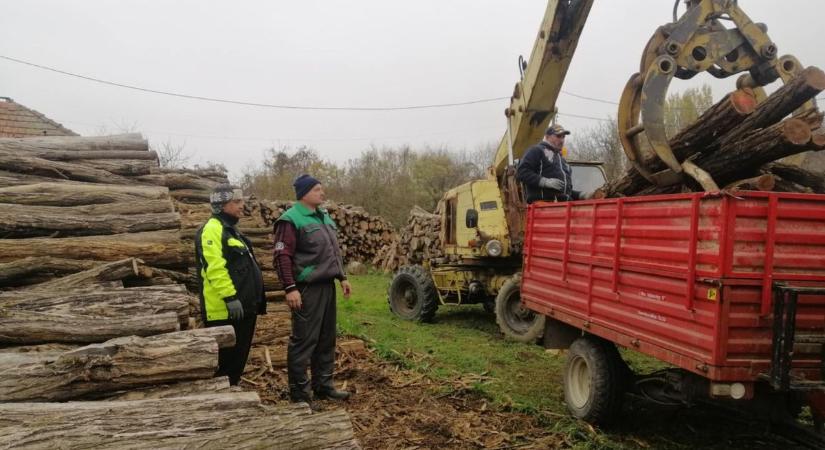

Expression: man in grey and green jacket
xmin=273 ymin=174 xmax=353 ymax=405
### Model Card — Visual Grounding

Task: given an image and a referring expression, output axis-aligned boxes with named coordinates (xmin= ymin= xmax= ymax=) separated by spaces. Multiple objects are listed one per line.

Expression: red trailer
xmin=520 ymin=191 xmax=825 ymax=428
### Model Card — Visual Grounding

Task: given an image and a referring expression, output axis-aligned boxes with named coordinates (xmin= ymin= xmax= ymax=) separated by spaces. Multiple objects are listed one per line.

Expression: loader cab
xmin=440 ymin=179 xmax=511 ymax=260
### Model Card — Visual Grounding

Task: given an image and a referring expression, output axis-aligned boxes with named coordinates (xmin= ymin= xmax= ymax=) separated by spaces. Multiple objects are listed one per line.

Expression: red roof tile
xmin=0 ymin=97 xmax=78 ymax=137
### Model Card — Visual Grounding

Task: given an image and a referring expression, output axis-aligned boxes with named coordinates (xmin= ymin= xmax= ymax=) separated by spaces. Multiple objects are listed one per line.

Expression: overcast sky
xmin=1 ymin=1 xmax=823 ymax=178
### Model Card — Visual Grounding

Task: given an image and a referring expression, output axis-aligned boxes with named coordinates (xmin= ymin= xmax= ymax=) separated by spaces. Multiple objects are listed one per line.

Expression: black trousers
xmin=206 ymin=314 xmax=257 ymax=386
xmin=288 ymin=281 xmax=337 ymax=395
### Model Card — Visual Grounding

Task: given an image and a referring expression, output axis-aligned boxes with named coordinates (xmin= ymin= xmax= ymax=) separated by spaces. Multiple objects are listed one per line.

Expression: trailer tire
xmin=563 ymin=336 xmax=626 ymax=426
xmin=388 ymin=265 xmax=438 ymax=322
xmin=495 ymin=274 xmax=545 ymax=343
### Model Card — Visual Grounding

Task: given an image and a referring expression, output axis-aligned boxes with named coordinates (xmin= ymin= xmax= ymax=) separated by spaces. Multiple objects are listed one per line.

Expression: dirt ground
xmin=240 ymin=313 xmax=819 ymax=449
xmin=242 ymin=337 xmax=567 ymax=449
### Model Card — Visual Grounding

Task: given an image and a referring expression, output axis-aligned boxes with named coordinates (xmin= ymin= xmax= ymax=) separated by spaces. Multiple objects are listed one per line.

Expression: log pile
xmin=0 ymin=134 xmax=194 ymax=287
xmin=600 ymin=66 xmax=825 ymax=198
xmin=0 ymin=131 xmax=361 ymax=446
xmin=373 ymin=205 xmax=447 ymax=272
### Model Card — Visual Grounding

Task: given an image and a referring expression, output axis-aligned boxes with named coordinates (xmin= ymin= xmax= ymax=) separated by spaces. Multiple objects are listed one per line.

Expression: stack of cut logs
xmin=245 ymin=199 xmax=397 ymax=266
xmin=0 ymin=134 xmax=190 ymax=281
xmin=0 ymin=259 xmax=358 ymax=448
xmin=599 ymin=66 xmax=825 ymax=198
xmin=0 ymin=133 xmax=359 ymax=448
xmin=374 ymin=205 xmax=449 ymax=273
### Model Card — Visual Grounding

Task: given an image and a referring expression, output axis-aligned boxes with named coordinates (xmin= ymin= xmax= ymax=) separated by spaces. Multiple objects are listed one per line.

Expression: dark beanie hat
xmin=293 ymin=174 xmax=321 ymax=200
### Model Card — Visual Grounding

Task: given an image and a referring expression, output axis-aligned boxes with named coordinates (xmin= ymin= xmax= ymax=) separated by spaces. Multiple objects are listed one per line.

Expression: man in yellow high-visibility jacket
xmin=195 ymin=184 xmax=265 ymax=385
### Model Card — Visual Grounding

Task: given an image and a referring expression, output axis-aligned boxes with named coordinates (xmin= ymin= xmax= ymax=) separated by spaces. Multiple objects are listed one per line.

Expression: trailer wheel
xmin=495 ymin=274 xmax=545 ymax=343
xmin=563 ymin=336 xmax=626 ymax=426
xmin=388 ymin=265 xmax=438 ymax=322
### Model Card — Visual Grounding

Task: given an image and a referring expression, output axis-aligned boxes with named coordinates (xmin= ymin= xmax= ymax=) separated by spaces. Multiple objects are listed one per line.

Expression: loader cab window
xmin=445 ymin=198 xmax=457 ymax=245
xmin=571 ymin=165 xmax=607 ymax=194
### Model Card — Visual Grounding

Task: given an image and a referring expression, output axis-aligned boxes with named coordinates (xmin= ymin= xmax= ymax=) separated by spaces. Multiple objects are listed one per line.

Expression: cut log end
xmin=784 ymin=118 xmax=814 ymax=146
xmin=803 ymin=66 xmax=825 ymax=91
xmin=730 ymin=88 xmax=758 ymax=114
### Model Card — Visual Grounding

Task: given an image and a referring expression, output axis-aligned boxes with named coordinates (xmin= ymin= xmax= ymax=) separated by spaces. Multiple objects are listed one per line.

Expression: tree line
xmin=239 ymin=86 xmax=713 ymax=227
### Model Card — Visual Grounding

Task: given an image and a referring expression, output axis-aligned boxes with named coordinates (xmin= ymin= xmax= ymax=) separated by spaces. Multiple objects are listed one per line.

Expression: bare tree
xmin=154 ymin=140 xmax=193 ymax=169
xmin=566 ymin=117 xmax=627 ymax=181
xmin=93 ymin=119 xmax=140 ymax=136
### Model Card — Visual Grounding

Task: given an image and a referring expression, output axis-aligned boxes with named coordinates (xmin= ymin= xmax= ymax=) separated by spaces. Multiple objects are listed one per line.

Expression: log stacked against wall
xmin=599 ymin=67 xmax=825 ymax=198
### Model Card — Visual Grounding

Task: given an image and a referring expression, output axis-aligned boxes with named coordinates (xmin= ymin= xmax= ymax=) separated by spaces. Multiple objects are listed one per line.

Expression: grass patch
xmin=337 ymin=272 xmax=568 ymax=414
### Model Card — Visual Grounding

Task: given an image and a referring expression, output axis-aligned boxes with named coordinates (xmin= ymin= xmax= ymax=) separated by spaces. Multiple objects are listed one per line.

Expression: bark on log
xmin=0 ymin=182 xmax=169 ymax=206
xmin=694 ymin=118 xmax=812 ymax=186
xmin=74 ymin=159 xmax=156 ymax=176
xmin=643 ymin=88 xmax=758 ymax=168
xmin=0 ymin=257 xmax=99 ymax=287
xmin=13 ymin=149 xmax=158 ymax=161
xmin=136 ymin=173 xmax=219 ymax=191
xmin=158 ymin=166 xmax=228 ymax=178
xmin=0 ymin=310 xmax=181 ymax=344
xmin=0 ymin=287 xmax=190 ymax=327
xmin=0 ymin=210 xmax=181 ymax=238
xmin=0 ymin=230 xmax=188 ymax=268
xmin=0 ymin=394 xmax=360 ymax=450
xmin=171 ymin=188 xmax=211 ymax=203
xmin=0 ymin=169 xmax=69 ymax=187
xmin=178 ymin=325 xmax=237 ymax=349
xmin=0 ymin=133 xmax=148 ymax=153
xmin=0 ymin=328 xmax=229 ymax=401
xmin=0 ymin=150 xmax=134 ymax=184
xmin=0 ymin=200 xmax=173 ymax=217
xmin=20 ymin=258 xmax=143 ymax=291
xmin=719 ymin=67 xmax=825 ymax=150
xmin=723 ymin=174 xmax=776 ymax=192
xmin=762 ymin=162 xmax=825 ymax=193
xmin=100 ymin=377 xmax=234 ymax=401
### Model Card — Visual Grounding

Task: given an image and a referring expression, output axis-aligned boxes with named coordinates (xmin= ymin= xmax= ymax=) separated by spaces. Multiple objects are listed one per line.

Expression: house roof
xmin=0 ymin=97 xmax=78 ymax=137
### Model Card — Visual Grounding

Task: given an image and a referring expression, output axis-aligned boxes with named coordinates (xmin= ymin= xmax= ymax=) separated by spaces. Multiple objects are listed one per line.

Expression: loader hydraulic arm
xmin=491 ymin=0 xmax=593 ymax=178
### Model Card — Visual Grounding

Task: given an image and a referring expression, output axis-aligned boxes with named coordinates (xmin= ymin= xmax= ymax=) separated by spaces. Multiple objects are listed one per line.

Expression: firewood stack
xmin=0 ymin=134 xmax=360 ymax=448
xmin=599 ymin=67 xmax=825 ymax=198
xmin=374 ymin=205 xmax=449 ymax=273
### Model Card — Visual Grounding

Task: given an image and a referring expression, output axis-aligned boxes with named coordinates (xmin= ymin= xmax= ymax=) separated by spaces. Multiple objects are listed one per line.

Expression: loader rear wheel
xmin=388 ymin=265 xmax=438 ymax=322
xmin=495 ymin=274 xmax=545 ymax=343
xmin=563 ymin=336 xmax=626 ymax=426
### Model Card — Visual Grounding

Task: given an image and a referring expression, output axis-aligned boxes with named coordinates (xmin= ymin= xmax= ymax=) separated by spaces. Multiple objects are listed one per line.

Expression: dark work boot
xmin=290 ymin=386 xmax=322 ymax=412
xmin=314 ymin=387 xmax=352 ymax=401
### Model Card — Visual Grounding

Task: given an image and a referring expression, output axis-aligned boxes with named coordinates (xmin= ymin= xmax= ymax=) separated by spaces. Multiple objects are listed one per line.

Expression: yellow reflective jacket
xmin=195 ymin=214 xmax=265 ymax=321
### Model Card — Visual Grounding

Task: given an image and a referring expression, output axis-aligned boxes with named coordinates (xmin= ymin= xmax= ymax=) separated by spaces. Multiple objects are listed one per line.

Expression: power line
xmin=63 ymin=119 xmax=502 ymax=143
xmin=561 ymin=90 xmax=619 ymax=105
xmin=5 ymin=53 xmax=820 ymax=121
xmin=0 ymin=54 xmax=508 ymax=111
xmin=557 ymin=112 xmax=613 ymax=122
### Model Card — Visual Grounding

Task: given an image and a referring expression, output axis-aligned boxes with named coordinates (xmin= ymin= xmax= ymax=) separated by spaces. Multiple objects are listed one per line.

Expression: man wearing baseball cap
xmin=516 ymin=123 xmax=583 ymax=204
xmin=195 ymin=184 xmax=266 ymax=385
xmin=273 ymin=174 xmax=353 ymax=408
